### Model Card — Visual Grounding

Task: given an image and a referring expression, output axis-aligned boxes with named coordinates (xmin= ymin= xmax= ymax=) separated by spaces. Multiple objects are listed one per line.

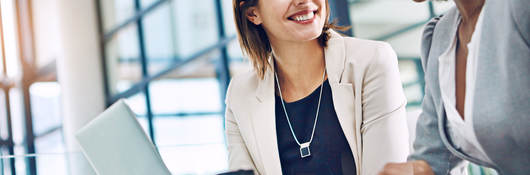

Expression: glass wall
xmin=1 ymin=0 xmax=68 ymax=174
xmin=98 ymin=0 xmax=234 ymax=173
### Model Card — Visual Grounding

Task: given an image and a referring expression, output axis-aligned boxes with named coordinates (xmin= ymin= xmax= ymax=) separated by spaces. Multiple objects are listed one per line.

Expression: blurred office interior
xmin=0 ymin=0 xmax=497 ymax=174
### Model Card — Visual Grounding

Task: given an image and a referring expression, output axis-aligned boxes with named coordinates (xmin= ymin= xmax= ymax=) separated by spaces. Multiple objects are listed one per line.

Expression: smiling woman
xmin=233 ymin=0 xmax=344 ymax=79
xmin=225 ymin=0 xmax=410 ymax=174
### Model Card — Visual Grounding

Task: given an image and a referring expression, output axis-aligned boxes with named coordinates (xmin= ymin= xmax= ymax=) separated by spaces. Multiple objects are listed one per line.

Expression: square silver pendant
xmin=300 ymin=142 xmax=311 ymax=158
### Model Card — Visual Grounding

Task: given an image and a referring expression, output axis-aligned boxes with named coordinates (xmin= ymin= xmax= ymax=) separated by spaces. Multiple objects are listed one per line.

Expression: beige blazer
xmin=225 ymin=30 xmax=409 ymax=175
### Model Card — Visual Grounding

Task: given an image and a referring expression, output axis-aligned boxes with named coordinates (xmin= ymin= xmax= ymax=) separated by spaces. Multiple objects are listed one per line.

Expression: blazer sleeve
xmin=407 ymin=17 xmax=465 ymax=175
xmin=509 ymin=0 xmax=530 ymax=45
xmin=359 ymin=42 xmax=409 ymax=175
xmin=224 ymin=82 xmax=257 ymax=172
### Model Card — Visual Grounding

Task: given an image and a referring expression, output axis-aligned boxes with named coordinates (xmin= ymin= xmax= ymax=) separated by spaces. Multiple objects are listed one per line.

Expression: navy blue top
xmin=275 ymin=80 xmax=356 ymax=175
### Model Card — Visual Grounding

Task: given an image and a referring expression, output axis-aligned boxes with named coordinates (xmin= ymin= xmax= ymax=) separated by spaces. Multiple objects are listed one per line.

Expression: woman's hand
xmin=378 ymin=160 xmax=435 ymax=175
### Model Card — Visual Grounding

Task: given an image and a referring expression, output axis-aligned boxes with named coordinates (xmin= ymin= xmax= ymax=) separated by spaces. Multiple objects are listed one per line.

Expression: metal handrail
xmin=350 ymin=1 xmax=437 ymax=42
xmin=102 ymin=0 xmax=170 ymax=43
xmin=373 ymin=19 xmax=431 ymax=41
xmin=107 ymin=35 xmax=236 ymax=105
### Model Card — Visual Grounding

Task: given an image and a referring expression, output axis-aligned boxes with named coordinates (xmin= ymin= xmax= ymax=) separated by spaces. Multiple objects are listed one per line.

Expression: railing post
xmin=134 ymin=0 xmax=156 ymax=144
xmin=14 ymin=0 xmax=37 ymax=173
xmin=214 ymin=0 xmax=231 ymax=113
xmin=0 ymin=3 xmax=16 ymax=173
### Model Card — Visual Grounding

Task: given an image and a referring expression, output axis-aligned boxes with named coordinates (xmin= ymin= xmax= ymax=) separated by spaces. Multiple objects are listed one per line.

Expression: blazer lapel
xmin=253 ymin=60 xmax=282 ymax=174
xmin=325 ymin=31 xmax=361 ymax=171
xmin=437 ymin=99 xmax=484 ymax=164
xmin=430 ymin=7 xmax=476 ymax=162
xmin=431 ymin=8 xmax=460 ymax=59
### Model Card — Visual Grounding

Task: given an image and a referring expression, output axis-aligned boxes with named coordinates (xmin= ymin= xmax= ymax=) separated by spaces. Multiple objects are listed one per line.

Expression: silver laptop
xmin=75 ymin=100 xmax=171 ymax=175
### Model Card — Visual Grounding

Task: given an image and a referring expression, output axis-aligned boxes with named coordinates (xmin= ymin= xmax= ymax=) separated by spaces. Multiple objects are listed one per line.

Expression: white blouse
xmin=437 ymin=10 xmax=493 ymax=165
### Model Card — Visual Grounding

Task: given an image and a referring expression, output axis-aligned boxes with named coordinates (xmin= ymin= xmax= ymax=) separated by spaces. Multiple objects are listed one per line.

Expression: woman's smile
xmin=287 ymin=10 xmax=317 ymax=24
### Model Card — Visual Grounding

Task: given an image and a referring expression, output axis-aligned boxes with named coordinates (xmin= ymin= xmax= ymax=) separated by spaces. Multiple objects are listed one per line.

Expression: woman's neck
xmin=455 ymin=0 xmax=484 ymax=22
xmin=454 ymin=0 xmax=484 ymax=45
xmin=270 ymin=37 xmax=326 ymax=101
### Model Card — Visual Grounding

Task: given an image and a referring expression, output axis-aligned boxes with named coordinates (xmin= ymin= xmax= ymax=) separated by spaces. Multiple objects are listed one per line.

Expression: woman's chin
xmin=290 ymin=30 xmax=323 ymax=42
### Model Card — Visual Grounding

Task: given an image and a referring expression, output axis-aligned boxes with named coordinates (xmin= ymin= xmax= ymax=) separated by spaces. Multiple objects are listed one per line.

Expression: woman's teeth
xmin=292 ymin=12 xmax=314 ymax=21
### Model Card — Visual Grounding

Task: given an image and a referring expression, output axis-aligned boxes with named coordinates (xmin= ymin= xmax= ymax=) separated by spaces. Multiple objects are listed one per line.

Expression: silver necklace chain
xmin=274 ymin=69 xmax=326 ymax=147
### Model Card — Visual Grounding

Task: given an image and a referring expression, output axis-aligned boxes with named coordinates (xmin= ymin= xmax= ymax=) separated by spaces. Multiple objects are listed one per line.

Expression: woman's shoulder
xmin=329 ymin=30 xmax=391 ymax=52
xmin=225 ymin=69 xmax=260 ymax=103
xmin=342 ymin=36 xmax=390 ymax=49
xmin=339 ymin=36 xmax=397 ymax=68
xmin=229 ymin=69 xmax=260 ymax=88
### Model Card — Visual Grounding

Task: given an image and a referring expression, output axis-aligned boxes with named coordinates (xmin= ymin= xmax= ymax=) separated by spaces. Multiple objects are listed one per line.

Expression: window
xmin=97 ymin=0 xmax=235 ymax=173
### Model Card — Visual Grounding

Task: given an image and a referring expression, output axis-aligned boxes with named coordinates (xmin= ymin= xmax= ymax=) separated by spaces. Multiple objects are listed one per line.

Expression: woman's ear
xmin=245 ymin=6 xmax=263 ymax=25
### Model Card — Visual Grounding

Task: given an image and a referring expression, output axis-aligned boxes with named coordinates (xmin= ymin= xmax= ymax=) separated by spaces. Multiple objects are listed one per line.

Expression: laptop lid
xmin=75 ymin=100 xmax=171 ymax=175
